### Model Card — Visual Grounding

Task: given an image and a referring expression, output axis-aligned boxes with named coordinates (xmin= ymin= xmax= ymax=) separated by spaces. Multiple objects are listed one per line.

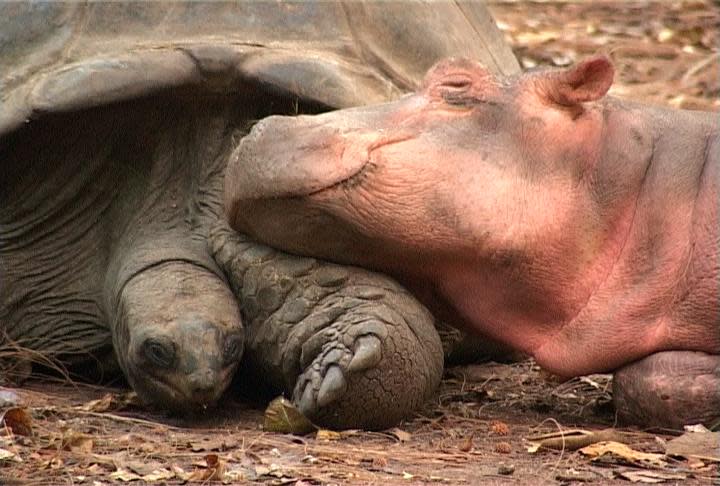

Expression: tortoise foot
xmin=211 ymin=224 xmax=443 ymax=430
xmin=613 ymin=351 xmax=720 ymax=429
xmin=294 ymin=333 xmax=382 ymax=413
xmin=290 ymin=303 xmax=441 ymax=430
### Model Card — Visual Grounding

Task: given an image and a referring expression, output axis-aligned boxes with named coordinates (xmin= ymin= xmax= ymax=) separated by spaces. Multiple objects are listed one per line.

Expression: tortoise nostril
xmin=188 ymin=370 xmax=217 ymax=396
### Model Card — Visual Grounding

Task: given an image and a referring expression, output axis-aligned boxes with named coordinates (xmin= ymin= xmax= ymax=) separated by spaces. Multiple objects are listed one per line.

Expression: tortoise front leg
xmin=210 ymin=223 xmax=443 ymax=430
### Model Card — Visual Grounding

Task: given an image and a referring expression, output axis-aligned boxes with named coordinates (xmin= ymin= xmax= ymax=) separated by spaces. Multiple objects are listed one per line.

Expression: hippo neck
xmin=432 ymin=100 xmax=718 ymax=376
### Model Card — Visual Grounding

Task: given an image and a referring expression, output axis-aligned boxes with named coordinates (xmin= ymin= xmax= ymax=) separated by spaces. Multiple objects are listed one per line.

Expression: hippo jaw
xmin=116 ymin=262 xmax=244 ymax=413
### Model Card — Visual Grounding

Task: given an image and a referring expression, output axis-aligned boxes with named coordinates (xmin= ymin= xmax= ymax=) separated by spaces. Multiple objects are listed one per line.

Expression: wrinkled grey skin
xmin=0 ymin=2 xmax=519 ymax=429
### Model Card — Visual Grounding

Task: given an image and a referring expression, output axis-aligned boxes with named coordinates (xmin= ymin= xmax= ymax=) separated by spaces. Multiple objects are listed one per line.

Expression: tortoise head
xmin=115 ymin=262 xmax=243 ymax=413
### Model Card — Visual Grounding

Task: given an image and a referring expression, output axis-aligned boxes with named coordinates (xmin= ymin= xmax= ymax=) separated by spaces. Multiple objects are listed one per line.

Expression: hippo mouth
xmin=226 ymin=123 xmax=412 ymax=205
xmin=303 ymin=158 xmax=373 ymax=198
xmin=224 ymin=116 xmax=365 ymax=202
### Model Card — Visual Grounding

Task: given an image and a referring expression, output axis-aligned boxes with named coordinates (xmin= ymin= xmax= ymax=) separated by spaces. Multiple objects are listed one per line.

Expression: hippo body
xmin=226 ymin=57 xmax=719 ymax=428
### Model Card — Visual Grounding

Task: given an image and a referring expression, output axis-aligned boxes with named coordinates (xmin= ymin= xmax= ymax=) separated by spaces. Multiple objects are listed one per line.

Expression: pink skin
xmin=225 ymin=56 xmax=719 ymax=378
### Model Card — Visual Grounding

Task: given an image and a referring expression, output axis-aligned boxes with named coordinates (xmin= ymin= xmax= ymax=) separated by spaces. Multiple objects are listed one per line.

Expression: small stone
xmin=555 ymin=469 xmax=598 ymax=483
xmin=497 ymin=463 xmax=515 ymax=475
xmin=0 ymin=389 xmax=21 ymax=408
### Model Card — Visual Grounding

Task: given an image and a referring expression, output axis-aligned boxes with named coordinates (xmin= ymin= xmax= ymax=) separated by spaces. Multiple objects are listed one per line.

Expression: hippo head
xmin=225 ymin=56 xmax=615 ymax=282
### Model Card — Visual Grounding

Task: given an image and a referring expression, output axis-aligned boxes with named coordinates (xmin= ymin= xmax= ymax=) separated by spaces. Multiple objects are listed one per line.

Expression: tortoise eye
xmin=143 ymin=338 xmax=175 ymax=368
xmin=223 ymin=335 xmax=244 ymax=366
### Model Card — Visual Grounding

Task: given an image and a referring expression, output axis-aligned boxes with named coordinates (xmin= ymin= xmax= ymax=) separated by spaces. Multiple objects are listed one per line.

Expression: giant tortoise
xmin=0 ymin=1 xmax=519 ymax=429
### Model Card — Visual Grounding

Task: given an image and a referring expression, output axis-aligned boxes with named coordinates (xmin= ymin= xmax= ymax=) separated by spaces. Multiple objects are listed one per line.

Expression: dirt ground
xmin=2 ymin=1 xmax=718 ymax=485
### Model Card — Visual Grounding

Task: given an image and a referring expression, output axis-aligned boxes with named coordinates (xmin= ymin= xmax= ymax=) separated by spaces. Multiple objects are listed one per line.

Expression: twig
xmin=41 ymin=408 xmax=179 ymax=430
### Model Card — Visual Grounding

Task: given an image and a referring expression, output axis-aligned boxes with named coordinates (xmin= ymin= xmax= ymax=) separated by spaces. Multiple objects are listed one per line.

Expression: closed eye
xmin=441 ymin=79 xmax=471 ymax=90
xmin=439 ymin=75 xmax=472 ymax=91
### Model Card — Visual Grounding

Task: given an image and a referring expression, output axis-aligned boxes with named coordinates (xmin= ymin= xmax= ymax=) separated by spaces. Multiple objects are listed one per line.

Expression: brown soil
xmin=2 ymin=1 xmax=718 ymax=485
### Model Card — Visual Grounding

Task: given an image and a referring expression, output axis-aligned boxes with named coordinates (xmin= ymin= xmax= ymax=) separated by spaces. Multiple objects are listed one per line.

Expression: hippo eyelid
xmin=441 ymin=92 xmax=482 ymax=107
xmin=440 ymin=78 xmax=472 ymax=90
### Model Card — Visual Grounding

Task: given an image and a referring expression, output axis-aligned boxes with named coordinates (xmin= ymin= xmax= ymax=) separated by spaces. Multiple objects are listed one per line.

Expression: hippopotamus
xmin=225 ymin=55 xmax=719 ymax=429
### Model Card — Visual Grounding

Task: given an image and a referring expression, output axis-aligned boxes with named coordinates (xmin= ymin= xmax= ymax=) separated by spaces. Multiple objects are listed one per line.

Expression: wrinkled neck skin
xmin=418 ymin=99 xmax=718 ymax=377
xmin=100 ymin=95 xmax=245 ymax=410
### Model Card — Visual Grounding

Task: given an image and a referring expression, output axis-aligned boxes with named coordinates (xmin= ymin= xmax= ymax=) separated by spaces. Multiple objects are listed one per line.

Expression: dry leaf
xmin=527 ymin=428 xmax=628 ymax=452
xmin=657 ymin=28 xmax=675 ymax=43
xmin=125 ymin=459 xmax=168 ymax=477
xmin=252 ymin=463 xmax=287 ymax=480
xmin=619 ymin=470 xmax=687 ymax=483
xmin=189 ymin=436 xmax=239 ymax=452
xmin=316 ymin=429 xmax=341 ymax=441
xmin=389 ymin=428 xmax=412 ymax=443
xmin=515 ymin=31 xmax=558 ymax=45
xmin=222 ymin=466 xmax=247 ymax=482
xmin=80 ymin=394 xmax=115 ymax=413
xmin=683 ymin=424 xmax=711 ymax=433
xmin=110 ymin=468 xmax=142 ymax=482
xmin=171 ymin=465 xmax=190 ymax=481
xmin=0 ymin=447 xmax=20 ymax=462
xmin=0 ymin=407 xmax=32 ymax=436
xmin=579 ymin=441 xmax=666 ymax=468
xmin=665 ymin=431 xmax=720 ymax=463
xmin=78 ymin=392 xmax=139 ymax=413
xmin=62 ymin=432 xmax=94 ymax=454
xmin=263 ymin=397 xmax=316 ymax=435
xmin=187 ymin=454 xmax=226 ymax=482
xmin=86 ymin=464 xmax=106 ymax=475
xmin=459 ymin=434 xmax=474 ymax=452
xmin=142 ymin=468 xmax=175 ymax=482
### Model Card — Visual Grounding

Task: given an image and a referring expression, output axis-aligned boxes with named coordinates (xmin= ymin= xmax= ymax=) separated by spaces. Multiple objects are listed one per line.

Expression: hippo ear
xmin=543 ymin=56 xmax=614 ymax=106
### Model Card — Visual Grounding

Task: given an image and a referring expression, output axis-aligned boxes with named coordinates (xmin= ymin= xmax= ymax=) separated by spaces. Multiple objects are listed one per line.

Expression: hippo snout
xmin=244 ymin=115 xmax=344 ymax=165
xmin=224 ymin=114 xmax=373 ymax=216
xmin=243 ymin=115 xmax=310 ymax=147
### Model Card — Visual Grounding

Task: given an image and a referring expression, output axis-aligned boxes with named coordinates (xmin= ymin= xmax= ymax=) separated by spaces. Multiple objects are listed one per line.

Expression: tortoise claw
xmin=297 ymin=379 xmax=317 ymax=416
xmin=317 ymin=365 xmax=348 ymax=408
xmin=348 ymin=334 xmax=382 ymax=372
